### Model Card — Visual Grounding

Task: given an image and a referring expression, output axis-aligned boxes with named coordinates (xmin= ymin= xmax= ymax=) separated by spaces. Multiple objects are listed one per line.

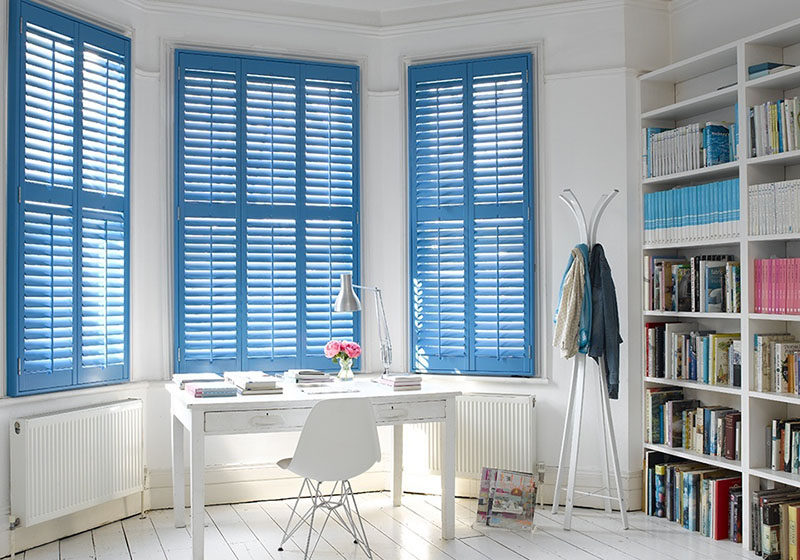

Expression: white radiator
xmin=410 ymin=393 xmax=536 ymax=477
xmin=10 ymin=399 xmax=144 ymax=527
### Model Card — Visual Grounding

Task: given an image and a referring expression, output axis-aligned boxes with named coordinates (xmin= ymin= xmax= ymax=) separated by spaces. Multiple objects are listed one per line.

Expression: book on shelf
xmin=645 ymin=449 xmax=741 ymax=540
xmin=643 ymin=179 xmax=740 ymax=245
xmin=751 ymin=487 xmax=800 ymax=559
xmin=641 ymin=121 xmax=737 ymax=179
xmin=749 ymin=179 xmax=800 ymax=236
xmin=754 ymin=334 xmax=796 ymax=392
xmin=754 ymin=258 xmax=800 ymax=315
xmin=643 ymin=254 xmax=739 ymax=313
xmin=748 ymin=62 xmax=795 ymax=80
xmin=749 ymin=96 xmax=800 ymax=157
xmin=172 ymin=372 xmax=224 ymax=389
xmin=645 ymin=323 xmax=742 ymax=386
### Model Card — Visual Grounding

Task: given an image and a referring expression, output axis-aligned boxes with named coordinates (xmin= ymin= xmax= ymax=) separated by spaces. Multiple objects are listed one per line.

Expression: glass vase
xmin=337 ymin=357 xmax=354 ymax=381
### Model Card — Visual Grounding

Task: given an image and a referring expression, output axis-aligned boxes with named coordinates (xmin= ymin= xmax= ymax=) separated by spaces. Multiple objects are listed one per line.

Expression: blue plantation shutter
xmin=409 ymin=54 xmax=534 ymax=377
xmin=21 ymin=205 xmax=74 ymax=390
xmin=175 ymin=52 xmax=359 ymax=373
xmin=8 ymin=0 xmax=130 ymax=396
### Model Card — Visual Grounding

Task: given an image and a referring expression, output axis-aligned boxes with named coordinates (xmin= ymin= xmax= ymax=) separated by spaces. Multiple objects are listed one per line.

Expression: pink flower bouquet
xmin=325 ymin=340 xmax=360 ymax=380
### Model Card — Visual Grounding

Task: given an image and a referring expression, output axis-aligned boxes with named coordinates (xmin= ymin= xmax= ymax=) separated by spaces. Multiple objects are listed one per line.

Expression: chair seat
xmin=277 ymin=457 xmax=292 ymax=470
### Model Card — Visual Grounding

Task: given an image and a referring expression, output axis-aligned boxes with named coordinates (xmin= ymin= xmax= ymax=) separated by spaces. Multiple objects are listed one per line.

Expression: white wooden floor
xmin=12 ymin=492 xmax=753 ymax=560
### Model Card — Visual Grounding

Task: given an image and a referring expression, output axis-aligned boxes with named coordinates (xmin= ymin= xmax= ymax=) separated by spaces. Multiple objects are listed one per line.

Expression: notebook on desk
xmin=300 ymin=385 xmax=360 ymax=395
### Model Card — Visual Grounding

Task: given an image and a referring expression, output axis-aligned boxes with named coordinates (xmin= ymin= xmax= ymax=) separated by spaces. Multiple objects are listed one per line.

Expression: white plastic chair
xmin=277 ymin=397 xmax=381 ymax=559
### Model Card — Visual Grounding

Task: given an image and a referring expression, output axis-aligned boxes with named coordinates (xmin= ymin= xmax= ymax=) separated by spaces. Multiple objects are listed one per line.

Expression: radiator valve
xmin=536 ymin=461 xmax=545 ymax=483
xmin=8 ymin=515 xmax=19 ymax=530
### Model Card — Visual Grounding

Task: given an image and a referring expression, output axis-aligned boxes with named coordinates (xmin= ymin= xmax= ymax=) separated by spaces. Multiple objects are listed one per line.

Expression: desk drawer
xmin=205 ymin=408 xmax=310 ymax=434
xmin=374 ymin=400 xmax=445 ymax=424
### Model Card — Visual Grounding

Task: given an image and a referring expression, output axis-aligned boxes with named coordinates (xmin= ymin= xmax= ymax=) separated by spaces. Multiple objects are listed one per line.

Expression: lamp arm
xmin=353 ymin=284 xmax=393 ymax=375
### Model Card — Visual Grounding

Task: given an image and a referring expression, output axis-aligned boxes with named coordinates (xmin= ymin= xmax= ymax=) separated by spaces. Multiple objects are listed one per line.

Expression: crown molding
xmin=116 ymin=0 xmax=667 ymax=38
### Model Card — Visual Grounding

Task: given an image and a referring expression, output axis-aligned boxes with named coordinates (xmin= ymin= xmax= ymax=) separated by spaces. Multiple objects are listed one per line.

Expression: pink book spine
xmin=754 ymin=259 xmax=761 ymax=313
xmin=794 ymin=259 xmax=800 ymax=314
xmin=765 ymin=259 xmax=772 ymax=314
xmin=768 ymin=259 xmax=775 ymax=314
xmin=778 ymin=259 xmax=785 ymax=315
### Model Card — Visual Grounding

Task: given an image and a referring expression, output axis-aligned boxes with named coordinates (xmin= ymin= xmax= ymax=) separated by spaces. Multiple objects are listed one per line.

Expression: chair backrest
xmin=289 ymin=397 xmax=381 ymax=482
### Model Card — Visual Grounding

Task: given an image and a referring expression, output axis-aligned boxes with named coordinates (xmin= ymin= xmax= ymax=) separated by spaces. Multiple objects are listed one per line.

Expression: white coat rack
xmin=551 ymin=188 xmax=628 ymax=530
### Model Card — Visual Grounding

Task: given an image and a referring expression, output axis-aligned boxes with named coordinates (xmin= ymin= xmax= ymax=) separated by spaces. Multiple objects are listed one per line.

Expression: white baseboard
xmin=0 ymin=464 xmax=644 ymax=557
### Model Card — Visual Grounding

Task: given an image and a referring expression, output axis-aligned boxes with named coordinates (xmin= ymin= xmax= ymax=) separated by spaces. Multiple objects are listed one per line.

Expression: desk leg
xmin=441 ymin=397 xmax=456 ymax=540
xmin=172 ymin=411 xmax=186 ymax=528
xmin=190 ymin=411 xmax=205 ymax=560
xmin=392 ymin=424 xmax=403 ymax=507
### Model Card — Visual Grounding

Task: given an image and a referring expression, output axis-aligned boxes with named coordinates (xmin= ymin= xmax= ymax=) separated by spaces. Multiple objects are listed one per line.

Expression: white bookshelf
xmin=639 ymin=17 xmax=800 ymax=551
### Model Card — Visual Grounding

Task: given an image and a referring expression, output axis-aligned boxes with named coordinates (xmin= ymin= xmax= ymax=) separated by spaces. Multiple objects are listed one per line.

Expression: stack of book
xmin=645 ymin=450 xmax=741 ymax=541
xmin=172 ymin=372 xmax=224 ymax=389
xmin=643 ymin=254 xmax=740 ymax=313
xmin=644 ymin=322 xmax=741 ymax=387
xmin=751 ymin=487 xmax=800 ymax=558
xmin=376 ymin=374 xmax=422 ymax=391
xmin=643 ymin=180 xmax=740 ymax=244
xmin=287 ymin=369 xmax=334 ymax=385
xmin=645 ymin=388 xmax=741 ymax=460
xmin=749 ymin=96 xmax=800 ymax=157
xmin=748 ymin=179 xmax=800 ymax=236
xmin=642 ymin=121 xmax=736 ymax=179
xmin=753 ymin=334 xmax=800 ymax=393
xmin=184 ymin=382 xmax=238 ymax=398
xmin=748 ymin=62 xmax=795 ymax=80
xmin=753 ymin=258 xmax=800 ymax=315
xmin=223 ymin=371 xmax=282 ymax=395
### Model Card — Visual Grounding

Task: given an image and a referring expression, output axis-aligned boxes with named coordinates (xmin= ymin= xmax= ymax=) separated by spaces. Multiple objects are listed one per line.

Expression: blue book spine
xmin=733 ymin=178 xmax=740 ymax=223
xmin=778 ymin=100 xmax=784 ymax=153
xmin=703 ymin=123 xmax=731 ymax=166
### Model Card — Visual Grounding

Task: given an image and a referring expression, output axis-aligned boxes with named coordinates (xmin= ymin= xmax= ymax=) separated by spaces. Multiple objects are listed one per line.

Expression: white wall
xmin=0 ymin=0 xmax=677 ymax=553
xmin=670 ymin=0 xmax=800 ymax=62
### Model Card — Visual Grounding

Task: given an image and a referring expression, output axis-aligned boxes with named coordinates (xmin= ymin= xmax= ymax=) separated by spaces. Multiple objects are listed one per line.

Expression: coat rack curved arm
xmin=558 ymin=189 xmax=588 ymax=246
xmin=588 ymin=189 xmax=620 ymax=247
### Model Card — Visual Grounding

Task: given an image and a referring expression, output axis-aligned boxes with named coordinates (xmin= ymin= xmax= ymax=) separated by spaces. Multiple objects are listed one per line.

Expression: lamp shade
xmin=334 ymin=273 xmax=361 ymax=312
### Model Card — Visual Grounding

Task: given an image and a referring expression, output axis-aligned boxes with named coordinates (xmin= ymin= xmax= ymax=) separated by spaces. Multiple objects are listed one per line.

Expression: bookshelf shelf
xmin=640 ymin=44 xmax=737 ymax=85
xmin=746 ymin=150 xmax=800 ymax=167
xmin=749 ymin=313 xmax=800 ymax=322
xmin=750 ymin=468 xmax=800 ymax=489
xmin=745 ymin=65 xmax=800 ymax=91
xmin=643 ymin=237 xmax=740 ymax=250
xmin=642 ymin=161 xmax=739 ymax=187
xmin=641 ymin=85 xmax=738 ymax=122
xmin=644 ymin=376 xmax=741 ymax=395
xmin=748 ymin=232 xmax=800 ymax=242
xmin=643 ymin=443 xmax=742 ymax=472
xmin=749 ymin=391 xmax=800 ymax=404
xmin=643 ymin=311 xmax=740 ymax=319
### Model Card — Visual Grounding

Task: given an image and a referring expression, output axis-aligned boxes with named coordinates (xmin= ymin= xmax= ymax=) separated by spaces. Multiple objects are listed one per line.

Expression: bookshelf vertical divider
xmin=640 ymin=17 xmax=800 ymax=551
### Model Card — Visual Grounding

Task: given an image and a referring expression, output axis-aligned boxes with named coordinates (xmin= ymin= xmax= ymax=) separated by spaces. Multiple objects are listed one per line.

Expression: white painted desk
xmin=167 ymin=379 xmax=460 ymax=559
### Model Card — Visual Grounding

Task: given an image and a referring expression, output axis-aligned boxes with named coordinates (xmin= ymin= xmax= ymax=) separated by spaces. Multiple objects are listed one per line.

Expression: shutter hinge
xmin=357 ymin=211 xmax=359 ymax=225
xmin=177 ymin=206 xmax=181 ymax=220
xmin=177 ymin=347 xmax=181 ymax=363
xmin=17 ymin=358 xmax=21 ymax=375
xmin=527 ymin=206 xmax=530 ymax=221
xmin=19 ymin=17 xmax=23 ymax=35
xmin=18 ymin=186 xmax=22 ymax=204
xmin=527 ymin=345 xmax=532 ymax=359
xmin=525 ymin=69 xmax=529 ymax=83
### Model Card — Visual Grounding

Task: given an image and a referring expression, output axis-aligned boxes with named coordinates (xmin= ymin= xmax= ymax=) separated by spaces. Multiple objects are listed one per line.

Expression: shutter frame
xmin=409 ymin=54 xmax=535 ymax=377
xmin=8 ymin=0 xmax=130 ymax=396
xmin=174 ymin=51 xmax=361 ymax=373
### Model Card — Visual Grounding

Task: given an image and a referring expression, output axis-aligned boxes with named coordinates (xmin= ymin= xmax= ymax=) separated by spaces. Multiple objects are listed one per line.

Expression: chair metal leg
xmin=279 ymin=478 xmax=310 ymax=551
xmin=277 ymin=478 xmax=373 ymax=560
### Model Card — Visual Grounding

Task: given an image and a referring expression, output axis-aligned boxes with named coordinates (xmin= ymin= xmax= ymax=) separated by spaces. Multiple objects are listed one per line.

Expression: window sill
xmin=0 ymin=380 xmax=153 ymax=408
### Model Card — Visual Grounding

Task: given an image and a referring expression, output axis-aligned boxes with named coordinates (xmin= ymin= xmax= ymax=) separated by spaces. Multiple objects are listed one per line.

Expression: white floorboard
xmin=9 ymin=492 xmax=753 ymax=560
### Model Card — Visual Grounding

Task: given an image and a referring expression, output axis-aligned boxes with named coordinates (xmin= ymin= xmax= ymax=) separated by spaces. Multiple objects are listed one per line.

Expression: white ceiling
xmin=148 ymin=0 xmax=599 ymax=27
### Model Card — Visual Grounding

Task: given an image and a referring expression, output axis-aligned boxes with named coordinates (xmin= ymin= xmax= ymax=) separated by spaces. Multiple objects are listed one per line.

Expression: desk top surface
xmin=167 ymin=376 xmax=461 ymax=410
